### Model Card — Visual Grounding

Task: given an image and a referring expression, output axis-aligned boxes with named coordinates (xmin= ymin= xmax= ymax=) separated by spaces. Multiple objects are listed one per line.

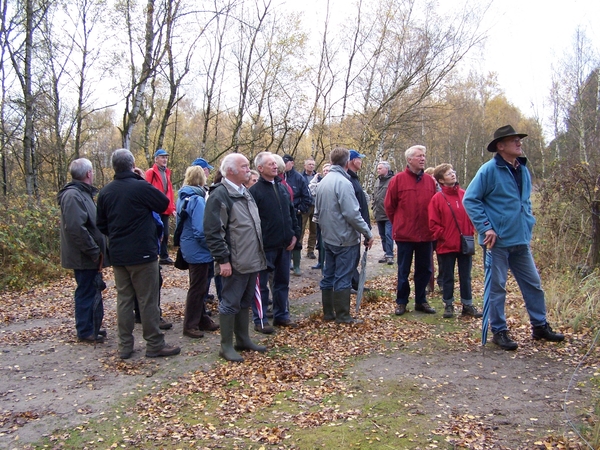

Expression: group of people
xmin=58 ymin=124 xmax=564 ymax=362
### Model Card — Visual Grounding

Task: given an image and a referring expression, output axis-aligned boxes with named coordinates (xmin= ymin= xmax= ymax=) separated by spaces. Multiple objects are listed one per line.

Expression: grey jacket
xmin=315 ymin=165 xmax=373 ymax=247
xmin=203 ymin=181 xmax=266 ymax=274
xmin=57 ymin=181 xmax=107 ymax=270
xmin=372 ymin=170 xmax=394 ymax=222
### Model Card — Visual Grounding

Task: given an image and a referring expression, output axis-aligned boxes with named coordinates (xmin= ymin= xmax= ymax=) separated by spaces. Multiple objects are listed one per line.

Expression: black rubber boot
xmin=333 ymin=289 xmax=362 ymax=324
xmin=321 ymin=289 xmax=335 ymax=321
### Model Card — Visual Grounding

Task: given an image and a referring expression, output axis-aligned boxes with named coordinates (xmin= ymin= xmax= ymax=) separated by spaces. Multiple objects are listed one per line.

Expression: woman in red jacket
xmin=428 ymin=164 xmax=482 ymax=319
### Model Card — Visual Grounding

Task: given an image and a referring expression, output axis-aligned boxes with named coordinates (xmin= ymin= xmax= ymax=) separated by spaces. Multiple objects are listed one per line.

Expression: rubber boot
xmin=292 ymin=249 xmax=302 ymax=276
xmin=333 ymin=289 xmax=362 ymax=324
xmin=234 ymin=308 xmax=266 ymax=353
xmin=321 ymin=289 xmax=335 ymax=321
xmin=219 ymin=314 xmax=244 ymax=362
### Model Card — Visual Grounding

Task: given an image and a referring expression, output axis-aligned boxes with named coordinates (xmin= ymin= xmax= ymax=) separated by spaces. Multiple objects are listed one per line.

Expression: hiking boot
xmin=492 ymin=330 xmax=518 ymax=351
xmin=443 ymin=305 xmax=454 ymax=318
xmin=159 ymin=318 xmax=173 ymax=330
xmin=146 ymin=344 xmax=181 ymax=358
xmin=386 ymin=256 xmax=394 ymax=265
xmin=183 ymin=329 xmax=204 ymax=338
xmin=198 ymin=317 xmax=220 ymax=332
xmin=394 ymin=304 xmax=407 ymax=316
xmin=378 ymin=258 xmax=387 ymax=263
xmin=273 ymin=319 xmax=299 ymax=328
xmin=78 ymin=334 xmax=105 ymax=344
xmin=462 ymin=304 xmax=483 ymax=318
xmin=307 ymin=252 xmax=316 ymax=259
xmin=159 ymin=257 xmax=174 ymax=265
xmin=532 ymin=323 xmax=564 ymax=342
xmin=415 ymin=302 xmax=436 ymax=314
xmin=119 ymin=350 xmax=133 ymax=360
xmin=311 ymin=262 xmax=322 ymax=270
xmin=254 ymin=323 xmax=274 ymax=334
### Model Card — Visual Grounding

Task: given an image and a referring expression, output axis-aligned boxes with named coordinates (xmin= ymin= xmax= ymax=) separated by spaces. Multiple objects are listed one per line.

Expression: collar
xmin=223 ymin=176 xmax=245 ymax=195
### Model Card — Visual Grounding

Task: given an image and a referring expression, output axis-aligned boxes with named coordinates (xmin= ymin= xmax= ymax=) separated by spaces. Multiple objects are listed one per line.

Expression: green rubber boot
xmin=321 ymin=289 xmax=335 ymax=321
xmin=292 ymin=249 xmax=302 ymax=276
xmin=219 ymin=314 xmax=244 ymax=362
xmin=333 ymin=288 xmax=362 ymax=324
xmin=234 ymin=308 xmax=267 ymax=353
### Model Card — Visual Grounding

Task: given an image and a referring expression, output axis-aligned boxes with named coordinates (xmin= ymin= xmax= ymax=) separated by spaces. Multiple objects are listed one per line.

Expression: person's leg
xmin=377 ymin=221 xmax=389 ymax=262
xmin=73 ymin=269 xmax=97 ymax=339
xmin=160 ymin=214 xmax=170 ymax=260
xmin=507 ymin=245 xmax=547 ymax=327
xmin=488 ymin=246 xmax=510 ymax=334
xmin=183 ymin=263 xmax=208 ymax=333
xmin=414 ymin=241 xmax=433 ymax=305
xmin=272 ymin=248 xmax=292 ymax=323
xmin=113 ymin=265 xmax=136 ymax=356
xmin=384 ymin=220 xmax=394 ymax=259
xmin=437 ymin=253 xmax=456 ymax=306
xmin=129 ymin=261 xmax=165 ymax=354
xmin=307 ymin=207 xmax=317 ymax=255
xmin=457 ymin=253 xmax=473 ymax=305
xmin=332 ymin=244 xmax=360 ymax=323
xmin=395 ymin=241 xmax=414 ymax=305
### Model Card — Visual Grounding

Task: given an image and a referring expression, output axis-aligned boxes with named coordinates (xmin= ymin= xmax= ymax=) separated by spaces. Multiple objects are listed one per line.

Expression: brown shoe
xmin=394 ymin=304 xmax=407 ymax=316
xmin=78 ymin=334 xmax=105 ymax=344
xmin=273 ymin=319 xmax=299 ymax=328
xmin=146 ymin=344 xmax=181 ymax=358
xmin=183 ymin=329 xmax=204 ymax=339
xmin=254 ymin=323 xmax=274 ymax=334
xmin=415 ymin=302 xmax=436 ymax=314
xmin=159 ymin=318 xmax=173 ymax=330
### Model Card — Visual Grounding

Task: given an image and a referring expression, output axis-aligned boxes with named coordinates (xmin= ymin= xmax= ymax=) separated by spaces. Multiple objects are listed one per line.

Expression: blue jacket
xmin=176 ymin=185 xmax=213 ymax=264
xmin=463 ymin=154 xmax=536 ymax=248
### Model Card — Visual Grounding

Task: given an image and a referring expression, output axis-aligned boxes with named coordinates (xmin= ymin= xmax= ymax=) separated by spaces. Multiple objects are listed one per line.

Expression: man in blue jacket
xmin=463 ymin=125 xmax=564 ymax=351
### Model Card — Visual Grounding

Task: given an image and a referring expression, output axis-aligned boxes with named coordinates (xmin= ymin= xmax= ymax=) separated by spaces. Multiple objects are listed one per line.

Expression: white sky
xmin=286 ymin=0 xmax=600 ymax=130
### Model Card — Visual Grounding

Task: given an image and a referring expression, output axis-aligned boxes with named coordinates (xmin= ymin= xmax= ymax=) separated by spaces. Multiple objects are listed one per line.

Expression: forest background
xmin=0 ymin=0 xmax=600 ymax=299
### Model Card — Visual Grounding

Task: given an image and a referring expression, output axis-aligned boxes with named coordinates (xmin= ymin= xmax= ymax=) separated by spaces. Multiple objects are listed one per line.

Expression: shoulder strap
xmin=440 ymin=191 xmax=463 ymax=235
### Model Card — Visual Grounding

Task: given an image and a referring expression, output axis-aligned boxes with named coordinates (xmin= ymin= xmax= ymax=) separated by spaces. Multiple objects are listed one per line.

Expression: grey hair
xmin=377 ymin=161 xmax=391 ymax=172
xmin=405 ymin=145 xmax=426 ymax=161
xmin=272 ymin=154 xmax=286 ymax=174
xmin=254 ymin=151 xmax=273 ymax=169
xmin=69 ymin=158 xmax=93 ymax=180
xmin=112 ymin=149 xmax=135 ymax=173
xmin=220 ymin=153 xmax=244 ymax=177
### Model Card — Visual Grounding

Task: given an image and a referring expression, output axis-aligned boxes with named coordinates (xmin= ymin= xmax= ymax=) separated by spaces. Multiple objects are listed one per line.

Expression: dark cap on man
xmin=154 ymin=149 xmax=169 ymax=157
xmin=349 ymin=149 xmax=366 ymax=160
xmin=487 ymin=125 xmax=528 ymax=152
xmin=192 ymin=157 xmax=214 ymax=170
xmin=283 ymin=154 xmax=294 ymax=163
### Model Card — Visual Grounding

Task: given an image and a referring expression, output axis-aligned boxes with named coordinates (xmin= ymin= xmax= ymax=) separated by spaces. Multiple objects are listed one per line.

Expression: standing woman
xmin=428 ymin=164 xmax=482 ymax=319
xmin=177 ymin=166 xmax=219 ymax=338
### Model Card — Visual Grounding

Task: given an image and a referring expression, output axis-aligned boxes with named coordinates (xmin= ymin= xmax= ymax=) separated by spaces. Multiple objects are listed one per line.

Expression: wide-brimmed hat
xmin=154 ymin=149 xmax=169 ymax=157
xmin=487 ymin=125 xmax=528 ymax=152
xmin=192 ymin=157 xmax=213 ymax=170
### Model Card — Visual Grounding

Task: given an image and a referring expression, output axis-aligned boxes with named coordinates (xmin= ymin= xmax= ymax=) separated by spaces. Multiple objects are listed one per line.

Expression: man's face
xmin=304 ymin=160 xmax=315 ymax=173
xmin=203 ymin=167 xmax=210 ymax=178
xmin=259 ymin=155 xmax=278 ymax=181
xmin=349 ymin=157 xmax=363 ymax=171
xmin=230 ymin=155 xmax=251 ymax=185
xmin=376 ymin=164 xmax=388 ymax=176
xmin=407 ymin=150 xmax=426 ymax=172
xmin=497 ymin=137 xmax=523 ymax=160
xmin=285 ymin=160 xmax=294 ymax=172
xmin=155 ymin=155 xmax=168 ymax=168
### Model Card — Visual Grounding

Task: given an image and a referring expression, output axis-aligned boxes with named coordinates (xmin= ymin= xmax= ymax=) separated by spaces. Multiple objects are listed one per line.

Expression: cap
xmin=282 ymin=154 xmax=294 ymax=163
xmin=192 ymin=157 xmax=214 ymax=170
xmin=349 ymin=149 xmax=366 ymax=160
xmin=154 ymin=149 xmax=169 ymax=157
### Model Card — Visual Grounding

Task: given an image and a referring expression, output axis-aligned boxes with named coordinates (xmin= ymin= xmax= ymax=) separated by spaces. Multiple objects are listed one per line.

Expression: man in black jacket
xmin=250 ymin=152 xmax=301 ymax=333
xmin=283 ymin=154 xmax=312 ymax=276
xmin=97 ymin=149 xmax=180 ymax=360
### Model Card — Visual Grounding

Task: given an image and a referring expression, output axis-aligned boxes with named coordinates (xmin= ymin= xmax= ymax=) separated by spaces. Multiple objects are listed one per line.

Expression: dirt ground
xmin=0 ymin=238 xmax=598 ymax=449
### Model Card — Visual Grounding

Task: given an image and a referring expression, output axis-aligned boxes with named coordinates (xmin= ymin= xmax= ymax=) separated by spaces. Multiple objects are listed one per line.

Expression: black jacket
xmin=284 ymin=167 xmax=312 ymax=213
xmin=348 ymin=169 xmax=371 ymax=228
xmin=96 ymin=171 xmax=170 ymax=266
xmin=249 ymin=176 xmax=300 ymax=252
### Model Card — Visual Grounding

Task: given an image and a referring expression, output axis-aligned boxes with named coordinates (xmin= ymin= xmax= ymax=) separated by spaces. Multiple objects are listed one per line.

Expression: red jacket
xmin=145 ymin=165 xmax=175 ymax=215
xmin=384 ymin=167 xmax=436 ymax=242
xmin=428 ymin=184 xmax=475 ymax=254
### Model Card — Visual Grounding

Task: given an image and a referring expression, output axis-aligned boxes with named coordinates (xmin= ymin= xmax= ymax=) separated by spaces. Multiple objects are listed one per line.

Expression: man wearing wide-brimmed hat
xmin=463 ymin=125 xmax=564 ymax=351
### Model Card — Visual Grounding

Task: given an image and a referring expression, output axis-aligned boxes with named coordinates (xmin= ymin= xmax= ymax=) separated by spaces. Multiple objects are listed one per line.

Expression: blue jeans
xmin=377 ymin=220 xmax=394 ymax=258
xmin=437 ymin=252 xmax=472 ymax=305
xmin=320 ymin=243 xmax=359 ymax=291
xmin=395 ymin=241 xmax=432 ymax=305
xmin=74 ymin=269 xmax=99 ymax=338
xmin=253 ymin=248 xmax=291 ymax=325
xmin=487 ymin=245 xmax=547 ymax=333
